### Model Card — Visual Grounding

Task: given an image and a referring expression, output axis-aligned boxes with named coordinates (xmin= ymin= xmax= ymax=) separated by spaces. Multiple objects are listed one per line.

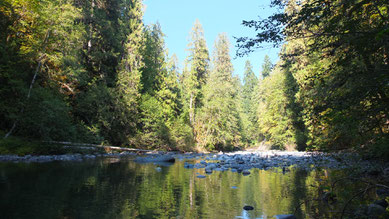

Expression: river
xmin=0 ymin=152 xmax=386 ymax=218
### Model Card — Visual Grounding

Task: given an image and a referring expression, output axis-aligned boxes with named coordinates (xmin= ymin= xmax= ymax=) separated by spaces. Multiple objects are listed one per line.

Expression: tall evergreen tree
xmin=196 ymin=33 xmax=241 ymax=150
xmin=261 ymin=55 xmax=272 ymax=79
xmin=182 ymin=20 xmax=210 ymax=126
xmin=241 ymin=60 xmax=258 ymax=144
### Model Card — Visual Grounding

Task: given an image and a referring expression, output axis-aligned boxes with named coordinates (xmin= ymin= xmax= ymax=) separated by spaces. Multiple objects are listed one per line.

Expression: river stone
xmin=243 ymin=206 xmax=254 ymax=211
xmin=368 ymin=204 xmax=386 ymax=217
xmin=273 ymin=214 xmax=297 ymax=219
xmin=197 ymin=175 xmax=206 ymax=179
xmin=205 ymin=168 xmax=213 ymax=174
xmin=242 ymin=170 xmax=251 ymax=176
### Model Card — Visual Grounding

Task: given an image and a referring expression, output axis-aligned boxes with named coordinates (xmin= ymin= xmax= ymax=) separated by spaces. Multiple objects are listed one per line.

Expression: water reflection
xmin=0 ymin=159 xmax=371 ymax=218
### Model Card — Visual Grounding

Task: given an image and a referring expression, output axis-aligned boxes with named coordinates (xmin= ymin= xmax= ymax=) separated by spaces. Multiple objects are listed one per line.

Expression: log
xmin=45 ymin=141 xmax=154 ymax=152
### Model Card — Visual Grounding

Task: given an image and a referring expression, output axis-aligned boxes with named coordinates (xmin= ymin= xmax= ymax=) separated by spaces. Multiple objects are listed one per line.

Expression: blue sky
xmin=143 ymin=0 xmax=280 ymax=80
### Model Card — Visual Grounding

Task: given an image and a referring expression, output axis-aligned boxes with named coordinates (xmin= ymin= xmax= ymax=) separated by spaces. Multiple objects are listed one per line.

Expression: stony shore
xmin=0 ymin=150 xmax=387 ymax=176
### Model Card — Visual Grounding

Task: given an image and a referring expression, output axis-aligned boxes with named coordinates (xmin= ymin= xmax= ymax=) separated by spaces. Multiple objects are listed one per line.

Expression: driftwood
xmin=46 ymin=141 xmax=154 ymax=153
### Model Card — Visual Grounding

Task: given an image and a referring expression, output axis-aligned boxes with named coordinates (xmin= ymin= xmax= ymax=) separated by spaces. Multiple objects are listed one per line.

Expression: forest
xmin=0 ymin=0 xmax=388 ymax=158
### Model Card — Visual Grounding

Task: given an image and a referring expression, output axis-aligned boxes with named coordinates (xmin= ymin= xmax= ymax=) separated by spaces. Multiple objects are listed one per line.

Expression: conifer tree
xmin=196 ymin=33 xmax=241 ymax=150
xmin=261 ymin=55 xmax=272 ymax=79
xmin=241 ymin=60 xmax=258 ymax=144
xmin=182 ymin=20 xmax=210 ymax=126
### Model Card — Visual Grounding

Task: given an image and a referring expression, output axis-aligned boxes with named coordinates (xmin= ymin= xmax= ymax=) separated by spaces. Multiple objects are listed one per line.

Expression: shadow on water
xmin=0 ymin=159 xmax=379 ymax=219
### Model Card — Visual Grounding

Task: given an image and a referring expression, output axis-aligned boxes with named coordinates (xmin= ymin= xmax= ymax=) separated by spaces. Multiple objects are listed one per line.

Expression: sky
xmin=143 ymin=0 xmax=281 ymax=80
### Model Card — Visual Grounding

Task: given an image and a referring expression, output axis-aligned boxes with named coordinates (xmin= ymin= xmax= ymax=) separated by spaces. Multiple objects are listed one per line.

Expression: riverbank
xmin=1 ymin=150 xmax=388 ymax=176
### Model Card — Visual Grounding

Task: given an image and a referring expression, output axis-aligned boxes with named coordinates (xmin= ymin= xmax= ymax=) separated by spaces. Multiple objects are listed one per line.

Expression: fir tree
xmin=182 ymin=20 xmax=210 ymax=126
xmin=196 ymin=33 xmax=241 ymax=150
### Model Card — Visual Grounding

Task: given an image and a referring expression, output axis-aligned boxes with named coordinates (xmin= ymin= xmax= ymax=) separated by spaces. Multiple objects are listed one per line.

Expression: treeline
xmin=1 ymin=0 xmax=388 ymax=155
xmin=238 ymin=0 xmax=389 ymax=156
xmin=0 ymin=0 xmax=256 ymax=151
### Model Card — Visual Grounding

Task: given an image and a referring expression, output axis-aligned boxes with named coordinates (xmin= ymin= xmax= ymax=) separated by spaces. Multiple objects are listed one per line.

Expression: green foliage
xmin=196 ymin=33 xmax=242 ymax=151
xmin=261 ymin=55 xmax=272 ymax=79
xmin=238 ymin=0 xmax=388 ymax=155
xmin=240 ymin=60 xmax=258 ymax=145
xmin=181 ymin=20 xmax=210 ymax=126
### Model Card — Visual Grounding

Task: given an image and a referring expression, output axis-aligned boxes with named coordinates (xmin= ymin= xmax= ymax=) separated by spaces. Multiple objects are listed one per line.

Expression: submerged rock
xmin=205 ymin=167 xmax=213 ymax=174
xmin=273 ymin=215 xmax=296 ymax=219
xmin=135 ymin=155 xmax=175 ymax=163
xmin=197 ymin=175 xmax=206 ymax=179
xmin=242 ymin=169 xmax=251 ymax=176
xmin=243 ymin=206 xmax=254 ymax=211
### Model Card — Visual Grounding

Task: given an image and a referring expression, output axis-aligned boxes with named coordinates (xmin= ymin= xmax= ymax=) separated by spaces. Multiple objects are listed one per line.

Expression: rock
xmin=205 ymin=167 xmax=213 ymax=174
xmin=231 ymin=186 xmax=238 ymax=189
xmin=242 ymin=169 xmax=251 ymax=176
xmin=184 ymin=163 xmax=194 ymax=169
xmin=197 ymin=175 xmax=206 ymax=179
xmin=368 ymin=204 xmax=386 ymax=217
xmin=155 ymin=167 xmax=162 ymax=172
xmin=374 ymin=199 xmax=388 ymax=209
xmin=273 ymin=214 xmax=297 ymax=219
xmin=243 ymin=206 xmax=254 ymax=211
xmin=135 ymin=155 xmax=175 ymax=163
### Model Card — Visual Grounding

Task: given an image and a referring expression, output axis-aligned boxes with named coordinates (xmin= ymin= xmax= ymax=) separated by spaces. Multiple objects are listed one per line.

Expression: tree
xmin=182 ymin=20 xmax=210 ymax=126
xmin=1 ymin=0 xmax=84 ymax=140
xmin=241 ymin=60 xmax=258 ymax=144
xmin=237 ymin=0 xmax=388 ymax=154
xmin=196 ymin=33 xmax=242 ymax=150
xmin=73 ymin=0 xmax=145 ymax=145
xmin=261 ymin=55 xmax=272 ymax=79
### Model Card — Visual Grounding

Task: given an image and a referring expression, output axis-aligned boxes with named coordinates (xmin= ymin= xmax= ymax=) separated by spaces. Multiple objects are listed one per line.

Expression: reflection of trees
xmin=0 ymin=161 xmax=374 ymax=219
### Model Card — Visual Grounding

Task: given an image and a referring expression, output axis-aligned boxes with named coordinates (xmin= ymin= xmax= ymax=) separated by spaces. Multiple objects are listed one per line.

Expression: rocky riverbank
xmin=0 ymin=150 xmax=387 ymax=175
xmin=180 ymin=151 xmax=388 ymax=174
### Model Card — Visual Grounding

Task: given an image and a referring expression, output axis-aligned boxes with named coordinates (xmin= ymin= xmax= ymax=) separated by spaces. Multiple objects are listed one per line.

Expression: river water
xmin=0 ymin=156 xmax=380 ymax=218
